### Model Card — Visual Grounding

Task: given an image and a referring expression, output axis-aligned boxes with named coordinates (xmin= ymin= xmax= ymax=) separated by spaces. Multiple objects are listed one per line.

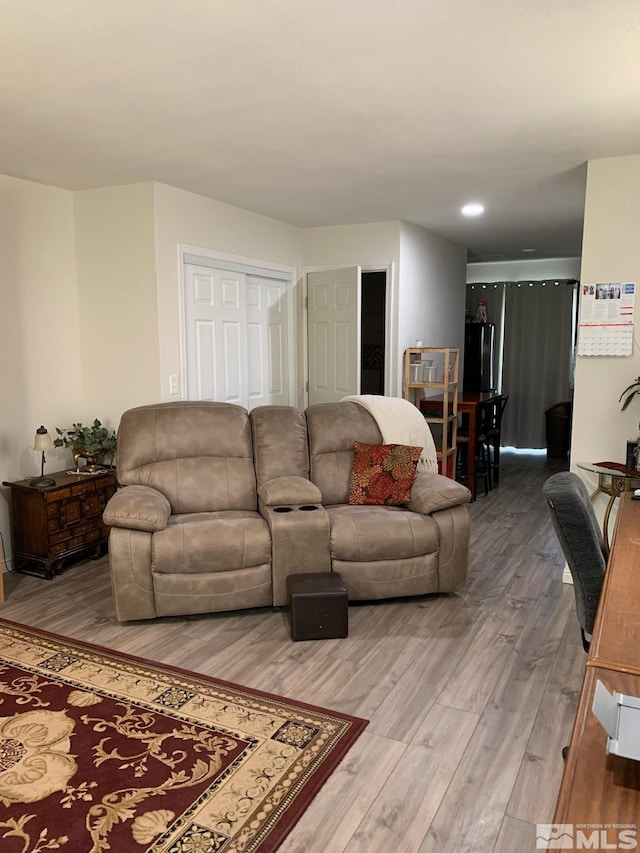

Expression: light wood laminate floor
xmin=0 ymin=451 xmax=578 ymax=852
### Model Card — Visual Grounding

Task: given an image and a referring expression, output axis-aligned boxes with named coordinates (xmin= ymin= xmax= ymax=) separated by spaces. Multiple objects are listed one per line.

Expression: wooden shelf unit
xmin=403 ymin=347 xmax=459 ymax=477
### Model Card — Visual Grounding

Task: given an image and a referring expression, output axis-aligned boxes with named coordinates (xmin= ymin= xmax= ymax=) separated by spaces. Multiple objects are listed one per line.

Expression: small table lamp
xmin=31 ymin=426 xmax=56 ymax=488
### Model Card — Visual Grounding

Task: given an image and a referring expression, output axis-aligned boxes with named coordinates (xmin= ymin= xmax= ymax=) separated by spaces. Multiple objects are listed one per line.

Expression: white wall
xmin=0 ymin=175 xmax=82 ymax=568
xmin=302 ymin=222 xmax=401 ymax=394
xmin=466 ymin=257 xmax=581 ymax=284
xmin=153 ymin=183 xmax=303 ymax=404
xmin=398 ymin=222 xmax=467 ymax=392
xmin=74 ymin=184 xmax=159 ymax=426
xmin=572 ymin=155 xmax=640 ymax=517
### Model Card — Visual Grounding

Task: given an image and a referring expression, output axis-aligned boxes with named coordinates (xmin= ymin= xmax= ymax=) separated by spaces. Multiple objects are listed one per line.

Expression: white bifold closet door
xmin=184 ymin=263 xmax=289 ymax=409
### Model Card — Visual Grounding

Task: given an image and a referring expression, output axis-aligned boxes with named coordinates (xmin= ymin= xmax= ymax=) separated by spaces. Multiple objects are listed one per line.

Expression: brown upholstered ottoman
xmin=286 ymin=572 xmax=348 ymax=641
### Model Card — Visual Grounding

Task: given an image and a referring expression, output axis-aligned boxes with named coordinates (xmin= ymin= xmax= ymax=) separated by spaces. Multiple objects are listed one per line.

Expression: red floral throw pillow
xmin=348 ymin=441 xmax=422 ymax=506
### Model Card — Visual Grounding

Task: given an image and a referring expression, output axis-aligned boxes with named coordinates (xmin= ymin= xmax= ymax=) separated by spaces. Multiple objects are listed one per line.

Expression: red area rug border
xmin=0 ymin=616 xmax=368 ymax=852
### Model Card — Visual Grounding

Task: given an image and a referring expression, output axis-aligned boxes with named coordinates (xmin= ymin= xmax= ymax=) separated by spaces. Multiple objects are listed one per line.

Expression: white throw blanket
xmin=341 ymin=394 xmax=439 ymax=474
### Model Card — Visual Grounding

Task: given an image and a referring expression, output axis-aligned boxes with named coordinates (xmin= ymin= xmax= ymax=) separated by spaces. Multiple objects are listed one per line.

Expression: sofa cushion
xmin=251 ymin=406 xmax=310 ymax=485
xmin=307 ymin=402 xmax=382 ymax=505
xmin=327 ymin=504 xmax=439 ymax=561
xmin=117 ymin=402 xmax=257 ymax=514
xmin=152 ymin=511 xmax=271 ymax=574
xmin=349 ymin=441 xmax=421 ymax=506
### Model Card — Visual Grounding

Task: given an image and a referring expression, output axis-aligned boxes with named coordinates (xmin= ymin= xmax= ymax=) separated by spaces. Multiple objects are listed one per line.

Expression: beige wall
xmin=0 ymin=175 xmax=82 ymax=567
xmin=302 ymin=222 xmax=401 ymax=267
xmin=466 ymin=257 xmax=581 ymax=284
xmin=153 ymin=183 xmax=303 ymax=403
xmin=74 ymin=183 xmax=159 ymax=425
xmin=398 ymin=222 xmax=467 ymax=393
xmin=573 ymin=154 xmax=640 ymax=520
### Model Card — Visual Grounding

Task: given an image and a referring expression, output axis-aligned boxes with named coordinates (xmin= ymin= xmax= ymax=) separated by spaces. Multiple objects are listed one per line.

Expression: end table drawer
xmin=51 ymin=535 xmax=84 ymax=555
xmin=46 ymin=486 xmax=72 ymax=503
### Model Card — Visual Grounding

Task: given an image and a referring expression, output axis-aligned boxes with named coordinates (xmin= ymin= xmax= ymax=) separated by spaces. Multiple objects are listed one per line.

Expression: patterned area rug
xmin=0 ymin=618 xmax=367 ymax=852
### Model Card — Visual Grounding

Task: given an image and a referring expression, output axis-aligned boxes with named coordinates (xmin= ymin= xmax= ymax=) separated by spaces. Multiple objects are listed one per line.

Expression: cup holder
xmin=298 ymin=505 xmax=319 ymax=511
xmin=273 ymin=506 xmax=293 ymax=513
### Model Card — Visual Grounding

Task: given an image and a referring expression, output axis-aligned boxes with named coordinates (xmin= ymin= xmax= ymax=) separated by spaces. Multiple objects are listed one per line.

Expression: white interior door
xmin=184 ymin=263 xmax=289 ymax=409
xmin=307 ymin=266 xmax=361 ymax=405
xmin=245 ymin=274 xmax=289 ymax=408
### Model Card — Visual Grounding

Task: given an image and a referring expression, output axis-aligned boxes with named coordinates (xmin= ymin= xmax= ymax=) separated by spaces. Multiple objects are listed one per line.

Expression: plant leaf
xmin=619 ymin=378 xmax=640 ymax=402
xmin=621 ymin=391 xmax=640 ymax=411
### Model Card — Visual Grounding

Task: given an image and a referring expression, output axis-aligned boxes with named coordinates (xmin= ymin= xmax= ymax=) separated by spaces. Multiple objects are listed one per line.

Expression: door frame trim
xmin=178 ymin=244 xmax=297 ymax=405
xmin=302 ymin=262 xmax=396 ymax=408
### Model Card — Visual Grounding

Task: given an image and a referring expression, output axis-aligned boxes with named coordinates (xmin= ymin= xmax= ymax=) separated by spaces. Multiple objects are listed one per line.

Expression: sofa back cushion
xmin=306 ymin=402 xmax=382 ymax=505
xmin=250 ymin=406 xmax=309 ymax=485
xmin=117 ymin=402 xmax=257 ymax=514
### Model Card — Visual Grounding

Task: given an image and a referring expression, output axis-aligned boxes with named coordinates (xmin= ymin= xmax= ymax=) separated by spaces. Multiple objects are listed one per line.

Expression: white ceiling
xmin=2 ymin=1 xmax=639 ymax=261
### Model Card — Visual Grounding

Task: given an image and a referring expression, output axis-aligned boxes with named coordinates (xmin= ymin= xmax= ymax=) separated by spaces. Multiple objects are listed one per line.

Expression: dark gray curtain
xmin=501 ymin=281 xmax=575 ymax=448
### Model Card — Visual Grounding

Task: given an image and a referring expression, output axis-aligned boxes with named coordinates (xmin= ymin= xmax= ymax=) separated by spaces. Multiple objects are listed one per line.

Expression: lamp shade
xmin=33 ymin=426 xmax=53 ymax=452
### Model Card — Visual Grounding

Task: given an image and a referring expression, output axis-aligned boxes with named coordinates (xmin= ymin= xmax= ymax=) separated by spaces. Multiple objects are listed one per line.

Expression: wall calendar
xmin=577 ymin=282 xmax=636 ymax=356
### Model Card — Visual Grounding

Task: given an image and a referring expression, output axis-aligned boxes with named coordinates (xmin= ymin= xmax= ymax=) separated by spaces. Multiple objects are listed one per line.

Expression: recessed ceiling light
xmin=461 ymin=202 xmax=484 ymax=217
xmin=521 ymin=248 xmax=536 ymax=253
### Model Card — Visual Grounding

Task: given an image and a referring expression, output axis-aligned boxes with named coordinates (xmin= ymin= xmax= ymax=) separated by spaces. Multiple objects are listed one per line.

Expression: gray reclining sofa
xmin=103 ymin=401 xmax=471 ymax=621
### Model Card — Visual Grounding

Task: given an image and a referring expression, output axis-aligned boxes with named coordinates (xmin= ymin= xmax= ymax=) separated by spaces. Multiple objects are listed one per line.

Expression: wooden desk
xmin=554 ymin=491 xmax=640 ymax=833
xmin=590 ymin=492 xmax=640 ymax=676
xmin=458 ymin=391 xmax=503 ymax=501
xmin=555 ymin=666 xmax=640 ymax=826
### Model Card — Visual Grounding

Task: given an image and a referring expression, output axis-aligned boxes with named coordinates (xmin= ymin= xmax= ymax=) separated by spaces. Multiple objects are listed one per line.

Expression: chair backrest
xmin=476 ymin=401 xmax=493 ymax=440
xmin=493 ymin=394 xmax=509 ymax=431
xmin=117 ymin=401 xmax=257 ymax=514
xmin=484 ymin=394 xmax=509 ymax=437
xmin=542 ymin=471 xmax=607 ymax=640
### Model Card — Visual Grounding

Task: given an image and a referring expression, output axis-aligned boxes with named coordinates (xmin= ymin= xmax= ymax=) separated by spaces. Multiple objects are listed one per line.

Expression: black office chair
xmin=542 ymin=471 xmax=607 ymax=653
xmin=544 ymin=471 xmax=608 ymax=761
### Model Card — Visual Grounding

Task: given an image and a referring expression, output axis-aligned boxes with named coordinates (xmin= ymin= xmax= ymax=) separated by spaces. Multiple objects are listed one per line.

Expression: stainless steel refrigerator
xmin=463 ymin=323 xmax=496 ymax=392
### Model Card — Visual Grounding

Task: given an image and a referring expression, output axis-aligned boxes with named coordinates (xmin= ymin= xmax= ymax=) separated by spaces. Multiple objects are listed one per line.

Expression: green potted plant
xmin=54 ymin=419 xmax=117 ymax=472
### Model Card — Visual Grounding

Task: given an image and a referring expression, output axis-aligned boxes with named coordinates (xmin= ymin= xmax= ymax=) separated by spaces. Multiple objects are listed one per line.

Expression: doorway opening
xmin=360 ymin=270 xmax=386 ymax=394
xmin=305 ymin=263 xmax=392 ymax=405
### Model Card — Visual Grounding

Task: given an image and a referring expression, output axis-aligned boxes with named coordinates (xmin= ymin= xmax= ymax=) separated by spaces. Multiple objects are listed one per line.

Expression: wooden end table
xmin=2 ymin=469 xmax=117 ymax=579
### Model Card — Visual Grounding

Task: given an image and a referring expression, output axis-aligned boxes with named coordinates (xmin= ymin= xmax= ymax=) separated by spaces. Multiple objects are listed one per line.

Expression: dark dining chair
xmin=542 ymin=471 xmax=607 ymax=652
xmin=486 ymin=394 xmax=509 ymax=487
xmin=456 ymin=402 xmax=492 ymax=496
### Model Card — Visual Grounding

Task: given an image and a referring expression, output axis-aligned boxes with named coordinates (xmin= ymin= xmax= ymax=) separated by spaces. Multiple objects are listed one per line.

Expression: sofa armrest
xmin=407 ymin=472 xmax=471 ymax=515
xmin=103 ymin=485 xmax=171 ymax=532
xmin=257 ymin=476 xmax=322 ymax=507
